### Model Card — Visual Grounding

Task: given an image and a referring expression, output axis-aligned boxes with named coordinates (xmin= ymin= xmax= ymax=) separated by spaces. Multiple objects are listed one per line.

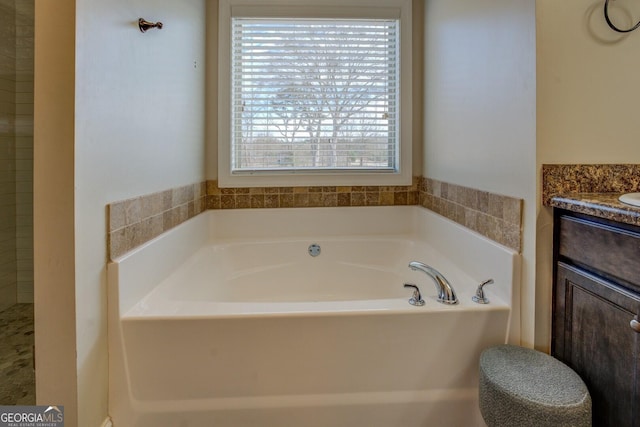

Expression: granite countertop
xmin=550 ymin=193 xmax=640 ymax=227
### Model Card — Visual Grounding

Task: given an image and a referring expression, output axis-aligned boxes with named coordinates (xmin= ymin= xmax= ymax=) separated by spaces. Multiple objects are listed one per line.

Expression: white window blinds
xmin=230 ymin=18 xmax=399 ymax=173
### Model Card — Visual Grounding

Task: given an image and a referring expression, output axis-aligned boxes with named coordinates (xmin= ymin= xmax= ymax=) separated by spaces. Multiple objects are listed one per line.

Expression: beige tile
xmin=503 ymin=197 xmax=522 ymax=226
xmin=463 ymin=187 xmax=478 ymax=210
xmin=141 ymin=192 xmax=164 ymax=219
xmin=432 ymin=180 xmax=441 ymax=198
xmin=265 ymin=194 xmax=279 ymax=208
xmin=464 ymin=209 xmax=478 ymax=230
xmin=351 ymin=192 xmax=365 ymax=206
xmin=162 ymin=210 xmax=175 ymax=230
xmin=161 ymin=189 xmax=172 ymax=211
xmin=488 ymin=193 xmax=504 ymax=220
xmin=221 ymin=195 xmax=235 ymax=209
xmin=393 ymin=192 xmax=407 ymax=205
xmin=177 ymin=204 xmax=189 ymax=223
xmin=173 ymin=186 xmax=190 ymax=206
xmin=126 ymin=222 xmax=145 ymax=252
xmin=407 ymin=191 xmax=418 ymax=205
xmin=501 ymin=222 xmax=521 ymax=252
xmin=109 ymin=202 xmax=126 ymax=231
xmin=309 ymin=193 xmax=323 ymax=207
xmin=280 ymin=193 xmax=294 ymax=208
xmin=294 ymin=193 xmax=309 ymax=207
xmin=207 ymin=195 xmax=220 ymax=210
xmin=108 ymin=228 xmax=127 ymax=259
xmin=236 ymin=194 xmax=250 ymax=209
xmin=250 ymin=194 xmax=264 ymax=208
xmin=477 ymin=191 xmax=490 ymax=214
xmin=207 ymin=180 xmax=220 ymax=195
xmin=337 ymin=193 xmax=351 ymax=206
xmin=123 ymin=198 xmax=142 ymax=226
xmin=323 ymin=193 xmax=337 ymax=207
xmin=380 ymin=192 xmax=394 ymax=205
xmin=366 ymin=192 xmax=380 ymax=206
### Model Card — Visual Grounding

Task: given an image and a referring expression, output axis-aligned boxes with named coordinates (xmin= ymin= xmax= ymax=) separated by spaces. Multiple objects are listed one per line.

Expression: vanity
xmin=551 ymin=193 xmax=640 ymax=427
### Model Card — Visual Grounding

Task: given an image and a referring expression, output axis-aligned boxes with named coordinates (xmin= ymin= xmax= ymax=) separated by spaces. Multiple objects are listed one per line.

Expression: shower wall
xmin=0 ymin=0 xmax=18 ymax=311
xmin=0 ymin=0 xmax=34 ymax=310
xmin=14 ymin=0 xmax=33 ymax=304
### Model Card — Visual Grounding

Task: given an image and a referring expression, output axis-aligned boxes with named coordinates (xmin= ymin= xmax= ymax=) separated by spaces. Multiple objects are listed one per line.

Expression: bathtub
xmin=108 ymin=206 xmax=520 ymax=427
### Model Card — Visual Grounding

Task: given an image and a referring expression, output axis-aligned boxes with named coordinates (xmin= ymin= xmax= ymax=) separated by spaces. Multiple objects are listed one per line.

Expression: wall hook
xmin=138 ymin=18 xmax=163 ymax=33
xmin=604 ymin=0 xmax=640 ymax=33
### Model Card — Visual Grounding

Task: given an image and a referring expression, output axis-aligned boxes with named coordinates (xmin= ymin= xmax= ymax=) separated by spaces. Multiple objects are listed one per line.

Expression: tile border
xmin=205 ymin=178 xmax=419 ymax=210
xmin=108 ymin=177 xmax=523 ymax=259
xmin=418 ymin=177 xmax=522 ymax=252
xmin=107 ymin=183 xmax=206 ymax=259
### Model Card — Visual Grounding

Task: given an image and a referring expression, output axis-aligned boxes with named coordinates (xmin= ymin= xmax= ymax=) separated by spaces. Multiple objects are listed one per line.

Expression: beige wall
xmin=423 ymin=0 xmax=537 ymax=345
xmin=34 ymin=0 xmax=78 ymax=425
xmin=537 ymin=0 xmax=640 ymax=165
xmin=36 ymin=0 xmax=206 ymax=425
xmin=536 ymin=0 xmax=640 ymax=350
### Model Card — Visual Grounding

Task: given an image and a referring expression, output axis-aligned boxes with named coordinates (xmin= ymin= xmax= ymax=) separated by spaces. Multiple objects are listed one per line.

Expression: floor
xmin=0 ymin=303 xmax=35 ymax=405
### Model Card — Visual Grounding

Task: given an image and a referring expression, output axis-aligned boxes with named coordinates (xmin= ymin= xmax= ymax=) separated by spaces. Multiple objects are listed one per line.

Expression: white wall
xmin=423 ymin=0 xmax=537 ymax=345
xmin=536 ymin=0 xmax=640 ymax=349
xmin=36 ymin=0 xmax=206 ymax=425
xmin=74 ymin=1 xmax=206 ymax=424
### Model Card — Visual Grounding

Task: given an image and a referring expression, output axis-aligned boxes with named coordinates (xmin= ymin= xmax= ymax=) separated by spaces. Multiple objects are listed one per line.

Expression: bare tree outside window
xmin=231 ymin=18 xmax=399 ymax=172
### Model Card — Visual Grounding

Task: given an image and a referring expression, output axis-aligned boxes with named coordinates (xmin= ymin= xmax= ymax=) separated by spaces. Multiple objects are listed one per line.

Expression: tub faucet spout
xmin=408 ymin=261 xmax=458 ymax=305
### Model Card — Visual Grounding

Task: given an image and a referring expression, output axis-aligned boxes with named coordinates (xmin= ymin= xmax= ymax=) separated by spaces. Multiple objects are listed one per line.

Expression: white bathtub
xmin=108 ymin=206 xmax=520 ymax=427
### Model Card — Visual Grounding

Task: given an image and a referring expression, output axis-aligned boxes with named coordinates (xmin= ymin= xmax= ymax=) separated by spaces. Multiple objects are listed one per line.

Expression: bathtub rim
xmin=109 ymin=205 xmax=520 ymax=339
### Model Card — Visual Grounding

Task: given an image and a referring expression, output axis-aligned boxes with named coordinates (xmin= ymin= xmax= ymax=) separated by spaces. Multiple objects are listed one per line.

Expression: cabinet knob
xmin=631 ymin=316 xmax=640 ymax=333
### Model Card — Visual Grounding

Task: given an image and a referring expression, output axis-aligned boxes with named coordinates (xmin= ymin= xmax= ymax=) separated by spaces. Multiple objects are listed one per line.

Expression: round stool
xmin=479 ymin=345 xmax=591 ymax=427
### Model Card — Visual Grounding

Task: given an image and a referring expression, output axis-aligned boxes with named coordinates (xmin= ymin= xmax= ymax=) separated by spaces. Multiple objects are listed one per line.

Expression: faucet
xmin=408 ymin=261 xmax=458 ymax=305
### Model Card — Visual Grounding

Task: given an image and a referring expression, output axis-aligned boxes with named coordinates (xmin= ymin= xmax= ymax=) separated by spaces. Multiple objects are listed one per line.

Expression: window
xmin=218 ymin=0 xmax=412 ymax=187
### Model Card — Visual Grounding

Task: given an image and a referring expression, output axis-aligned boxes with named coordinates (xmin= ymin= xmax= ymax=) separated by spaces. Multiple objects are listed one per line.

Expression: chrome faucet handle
xmin=472 ymin=279 xmax=494 ymax=304
xmin=403 ymin=283 xmax=425 ymax=306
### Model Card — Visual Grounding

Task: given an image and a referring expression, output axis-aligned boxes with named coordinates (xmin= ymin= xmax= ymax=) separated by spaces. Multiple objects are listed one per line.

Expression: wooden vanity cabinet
xmin=552 ymin=209 xmax=640 ymax=427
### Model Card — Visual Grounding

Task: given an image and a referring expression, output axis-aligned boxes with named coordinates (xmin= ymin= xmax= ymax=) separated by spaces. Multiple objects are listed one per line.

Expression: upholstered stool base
xmin=479 ymin=345 xmax=591 ymax=427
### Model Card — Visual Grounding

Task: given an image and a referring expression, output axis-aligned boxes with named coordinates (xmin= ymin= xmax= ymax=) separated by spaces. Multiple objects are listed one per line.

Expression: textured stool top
xmin=480 ymin=344 xmax=589 ymax=407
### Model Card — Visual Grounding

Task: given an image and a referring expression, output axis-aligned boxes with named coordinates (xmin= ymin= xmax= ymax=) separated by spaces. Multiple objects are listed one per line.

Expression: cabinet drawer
xmin=559 ymin=215 xmax=640 ymax=291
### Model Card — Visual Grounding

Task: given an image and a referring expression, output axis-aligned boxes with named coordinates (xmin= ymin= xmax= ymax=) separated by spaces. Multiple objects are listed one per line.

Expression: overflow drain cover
xmin=308 ymin=243 xmax=321 ymax=257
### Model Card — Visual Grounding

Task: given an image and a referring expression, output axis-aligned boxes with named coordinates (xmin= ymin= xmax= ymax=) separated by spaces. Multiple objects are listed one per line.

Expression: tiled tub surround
xmin=542 ymin=164 xmax=640 ymax=227
xmin=108 ymin=177 xmax=523 ymax=259
xmin=108 ymin=183 xmax=207 ymax=259
xmin=205 ymin=178 xmax=419 ymax=210
xmin=419 ymin=178 xmax=522 ymax=252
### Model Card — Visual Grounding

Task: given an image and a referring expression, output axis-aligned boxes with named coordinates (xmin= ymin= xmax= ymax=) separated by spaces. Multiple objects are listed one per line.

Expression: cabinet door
xmin=555 ymin=263 xmax=640 ymax=427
